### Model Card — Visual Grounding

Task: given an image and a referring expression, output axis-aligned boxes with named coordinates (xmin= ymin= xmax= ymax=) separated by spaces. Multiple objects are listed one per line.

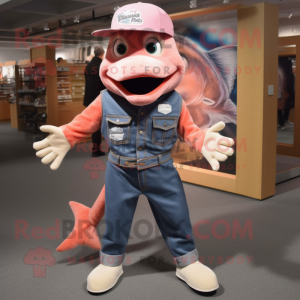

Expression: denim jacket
xmin=101 ymin=90 xmax=182 ymax=170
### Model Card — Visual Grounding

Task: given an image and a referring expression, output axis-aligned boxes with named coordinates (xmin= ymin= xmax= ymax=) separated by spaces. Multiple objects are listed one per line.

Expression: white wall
xmin=0 ymin=48 xmax=30 ymax=64
xmin=55 ymin=49 xmax=74 ymax=61
xmin=56 ymin=44 xmax=108 ymax=62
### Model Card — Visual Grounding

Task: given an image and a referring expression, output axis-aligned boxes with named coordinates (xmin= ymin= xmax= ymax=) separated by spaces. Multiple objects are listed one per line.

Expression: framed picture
xmin=169 ymin=3 xmax=279 ymax=200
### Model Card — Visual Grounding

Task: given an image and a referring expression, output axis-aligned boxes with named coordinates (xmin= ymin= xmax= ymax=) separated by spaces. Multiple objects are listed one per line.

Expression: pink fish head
xmin=92 ymin=2 xmax=184 ymax=105
xmin=100 ymin=31 xmax=185 ymax=106
xmin=99 ymin=31 xmax=185 ymax=106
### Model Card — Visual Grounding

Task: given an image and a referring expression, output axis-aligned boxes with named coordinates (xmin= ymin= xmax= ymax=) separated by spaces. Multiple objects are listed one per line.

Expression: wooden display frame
xmin=171 ymin=3 xmax=279 ymax=200
xmin=277 ymin=36 xmax=300 ymax=158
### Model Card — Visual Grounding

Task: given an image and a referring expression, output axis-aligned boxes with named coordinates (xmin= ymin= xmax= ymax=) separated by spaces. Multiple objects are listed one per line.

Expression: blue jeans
xmin=100 ymin=159 xmax=198 ymax=267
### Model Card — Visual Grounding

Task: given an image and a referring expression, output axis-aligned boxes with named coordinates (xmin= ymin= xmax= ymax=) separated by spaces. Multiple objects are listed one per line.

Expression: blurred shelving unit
xmin=17 ymin=62 xmax=47 ymax=133
xmin=56 ymin=60 xmax=87 ymax=126
xmin=0 ymin=61 xmax=17 ymax=125
xmin=13 ymin=46 xmax=59 ymax=134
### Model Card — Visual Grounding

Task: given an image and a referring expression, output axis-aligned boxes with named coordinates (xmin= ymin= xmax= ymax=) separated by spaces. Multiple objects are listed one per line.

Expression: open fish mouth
xmin=120 ymin=76 xmax=166 ymax=95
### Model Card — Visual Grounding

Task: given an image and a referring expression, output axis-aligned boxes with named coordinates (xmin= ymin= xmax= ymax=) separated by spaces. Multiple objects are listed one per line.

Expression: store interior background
xmin=1 ymin=1 xmax=300 ymax=300
xmin=0 ymin=0 xmax=300 ymax=62
xmin=1 ymin=0 xmax=300 ymax=185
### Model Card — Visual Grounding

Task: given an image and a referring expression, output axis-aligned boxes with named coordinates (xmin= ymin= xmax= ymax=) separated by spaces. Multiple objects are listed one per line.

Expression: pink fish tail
xmin=56 ymin=187 xmax=105 ymax=252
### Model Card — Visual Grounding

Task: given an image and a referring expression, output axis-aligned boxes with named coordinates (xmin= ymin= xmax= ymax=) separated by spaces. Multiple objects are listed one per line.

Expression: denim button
xmin=140 ymin=111 xmax=144 ymax=115
xmin=139 ymin=130 xmax=143 ymax=134
xmin=138 ymin=146 xmax=143 ymax=151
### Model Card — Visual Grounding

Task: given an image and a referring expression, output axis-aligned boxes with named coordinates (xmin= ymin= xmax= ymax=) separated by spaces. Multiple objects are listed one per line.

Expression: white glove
xmin=201 ymin=121 xmax=235 ymax=171
xmin=33 ymin=125 xmax=71 ymax=170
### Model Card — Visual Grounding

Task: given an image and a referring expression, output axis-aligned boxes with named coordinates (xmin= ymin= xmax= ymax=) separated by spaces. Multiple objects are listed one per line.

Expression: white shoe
xmin=176 ymin=261 xmax=219 ymax=292
xmin=87 ymin=264 xmax=123 ymax=293
xmin=280 ymin=125 xmax=287 ymax=130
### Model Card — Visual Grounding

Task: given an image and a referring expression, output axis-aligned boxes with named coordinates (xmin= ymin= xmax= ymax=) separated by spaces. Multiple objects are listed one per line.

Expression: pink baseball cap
xmin=92 ymin=2 xmax=174 ymax=37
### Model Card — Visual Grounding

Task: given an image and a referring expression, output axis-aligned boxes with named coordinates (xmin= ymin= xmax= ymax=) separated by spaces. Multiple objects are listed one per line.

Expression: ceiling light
xmin=74 ymin=14 xmax=80 ymax=23
xmin=190 ymin=0 xmax=197 ymax=9
xmin=43 ymin=23 xmax=49 ymax=31
xmin=223 ymin=0 xmax=230 ymax=3
xmin=114 ymin=6 xmax=120 ymax=11
xmin=288 ymin=13 xmax=292 ymax=19
xmin=62 ymin=18 xmax=67 ymax=25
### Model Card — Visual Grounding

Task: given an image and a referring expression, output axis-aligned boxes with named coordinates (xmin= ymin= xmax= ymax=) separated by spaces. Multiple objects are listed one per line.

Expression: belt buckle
xmin=137 ymin=158 xmax=146 ymax=167
xmin=125 ymin=160 xmax=137 ymax=166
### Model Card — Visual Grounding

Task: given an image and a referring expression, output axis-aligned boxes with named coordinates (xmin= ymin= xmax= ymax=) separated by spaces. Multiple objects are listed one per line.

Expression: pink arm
xmin=177 ymin=100 xmax=208 ymax=153
xmin=60 ymin=94 xmax=102 ymax=148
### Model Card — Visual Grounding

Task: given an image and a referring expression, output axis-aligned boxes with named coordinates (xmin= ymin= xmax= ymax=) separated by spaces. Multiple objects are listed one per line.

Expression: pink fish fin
xmin=207 ymin=45 xmax=237 ymax=93
xmin=89 ymin=185 xmax=105 ymax=227
xmin=207 ymin=98 xmax=237 ymax=128
xmin=56 ymin=197 xmax=104 ymax=252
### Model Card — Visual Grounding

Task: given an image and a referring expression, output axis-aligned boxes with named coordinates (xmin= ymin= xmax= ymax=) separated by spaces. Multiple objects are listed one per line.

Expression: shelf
xmin=11 ymin=46 xmax=61 ymax=131
xmin=19 ymin=117 xmax=47 ymax=122
xmin=0 ymin=78 xmax=15 ymax=80
xmin=19 ymin=79 xmax=45 ymax=82
xmin=58 ymin=100 xmax=72 ymax=103
xmin=58 ymin=96 xmax=71 ymax=100
xmin=71 ymin=83 xmax=85 ymax=87
xmin=19 ymin=63 xmax=45 ymax=68
xmin=56 ymin=61 xmax=87 ymax=125
xmin=19 ymin=102 xmax=47 ymax=107
xmin=18 ymin=91 xmax=46 ymax=94
xmin=19 ymin=103 xmax=35 ymax=106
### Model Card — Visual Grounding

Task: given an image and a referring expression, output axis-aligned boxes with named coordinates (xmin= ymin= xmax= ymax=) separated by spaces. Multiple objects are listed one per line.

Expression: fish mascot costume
xmin=33 ymin=2 xmax=234 ymax=294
